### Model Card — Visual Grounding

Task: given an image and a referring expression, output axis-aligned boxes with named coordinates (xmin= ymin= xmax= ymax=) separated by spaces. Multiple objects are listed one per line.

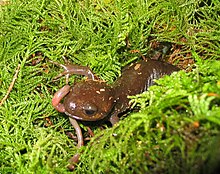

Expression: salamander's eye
xmin=83 ymin=103 xmax=98 ymax=116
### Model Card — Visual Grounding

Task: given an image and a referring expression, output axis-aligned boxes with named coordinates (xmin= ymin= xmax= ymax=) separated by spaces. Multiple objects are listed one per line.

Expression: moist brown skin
xmin=57 ymin=59 xmax=179 ymax=125
xmin=63 ymin=80 xmax=115 ymax=122
xmin=111 ymin=59 xmax=179 ymax=123
xmin=51 ymin=59 xmax=179 ymax=169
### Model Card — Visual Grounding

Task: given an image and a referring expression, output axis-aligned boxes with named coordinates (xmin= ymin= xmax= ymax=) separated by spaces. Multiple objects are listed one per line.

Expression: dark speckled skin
xmin=112 ymin=60 xmax=179 ymax=116
xmin=61 ymin=59 xmax=179 ymax=125
xmin=51 ymin=58 xmax=179 ymax=169
xmin=63 ymin=80 xmax=115 ymax=121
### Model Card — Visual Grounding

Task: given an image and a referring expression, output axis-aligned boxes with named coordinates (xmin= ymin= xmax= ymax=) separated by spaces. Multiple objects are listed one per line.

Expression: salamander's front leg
xmin=49 ymin=59 xmax=96 ymax=81
xmin=109 ymin=114 xmax=120 ymax=125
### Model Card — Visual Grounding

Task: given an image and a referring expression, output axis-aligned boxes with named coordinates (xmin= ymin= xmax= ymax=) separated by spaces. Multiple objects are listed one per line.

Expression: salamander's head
xmin=63 ymin=80 xmax=115 ymax=121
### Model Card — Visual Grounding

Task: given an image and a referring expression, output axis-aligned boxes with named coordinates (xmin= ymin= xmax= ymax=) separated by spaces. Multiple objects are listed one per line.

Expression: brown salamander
xmin=51 ymin=58 xmax=179 ymax=169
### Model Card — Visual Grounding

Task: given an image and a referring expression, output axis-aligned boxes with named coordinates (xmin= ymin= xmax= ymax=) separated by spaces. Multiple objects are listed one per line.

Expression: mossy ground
xmin=0 ymin=0 xmax=220 ymax=173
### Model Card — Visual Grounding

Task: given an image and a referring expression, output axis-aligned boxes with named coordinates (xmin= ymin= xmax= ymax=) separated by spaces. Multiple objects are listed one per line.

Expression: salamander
xmin=50 ymin=58 xmax=179 ymax=169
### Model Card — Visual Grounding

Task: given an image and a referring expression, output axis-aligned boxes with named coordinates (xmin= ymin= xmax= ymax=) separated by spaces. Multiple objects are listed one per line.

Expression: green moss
xmin=0 ymin=0 xmax=219 ymax=173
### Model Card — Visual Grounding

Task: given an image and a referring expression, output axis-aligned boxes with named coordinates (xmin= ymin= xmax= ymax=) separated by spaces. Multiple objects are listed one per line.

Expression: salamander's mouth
xmin=64 ymin=111 xmax=107 ymax=121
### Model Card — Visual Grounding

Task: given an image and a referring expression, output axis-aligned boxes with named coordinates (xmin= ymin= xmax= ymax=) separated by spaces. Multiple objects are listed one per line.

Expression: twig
xmin=0 ymin=64 xmax=21 ymax=107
